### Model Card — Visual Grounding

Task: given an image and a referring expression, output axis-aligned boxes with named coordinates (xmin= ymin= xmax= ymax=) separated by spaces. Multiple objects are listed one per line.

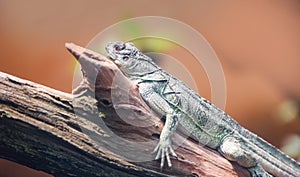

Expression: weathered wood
xmin=0 ymin=43 xmax=250 ymax=177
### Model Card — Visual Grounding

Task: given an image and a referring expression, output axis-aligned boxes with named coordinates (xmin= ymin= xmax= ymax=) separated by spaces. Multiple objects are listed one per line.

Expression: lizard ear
xmin=122 ymin=56 xmax=129 ymax=61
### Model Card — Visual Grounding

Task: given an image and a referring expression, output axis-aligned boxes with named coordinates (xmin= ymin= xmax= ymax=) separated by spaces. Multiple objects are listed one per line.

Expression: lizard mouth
xmin=107 ymin=55 xmax=122 ymax=67
xmin=107 ymin=55 xmax=115 ymax=60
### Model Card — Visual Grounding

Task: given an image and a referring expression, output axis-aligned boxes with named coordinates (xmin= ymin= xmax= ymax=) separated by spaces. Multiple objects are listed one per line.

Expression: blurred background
xmin=0 ymin=0 xmax=300 ymax=176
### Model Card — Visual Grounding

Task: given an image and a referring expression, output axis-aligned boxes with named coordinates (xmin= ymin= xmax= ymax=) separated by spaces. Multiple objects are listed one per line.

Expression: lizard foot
xmin=153 ymin=138 xmax=177 ymax=169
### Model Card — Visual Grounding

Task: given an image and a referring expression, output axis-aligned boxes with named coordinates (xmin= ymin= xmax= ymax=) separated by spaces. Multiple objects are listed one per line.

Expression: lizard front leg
xmin=139 ymin=83 xmax=179 ymax=168
xmin=153 ymin=110 xmax=179 ymax=169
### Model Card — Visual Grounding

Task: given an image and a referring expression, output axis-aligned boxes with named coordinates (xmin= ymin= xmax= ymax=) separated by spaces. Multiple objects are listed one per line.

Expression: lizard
xmin=105 ymin=41 xmax=300 ymax=177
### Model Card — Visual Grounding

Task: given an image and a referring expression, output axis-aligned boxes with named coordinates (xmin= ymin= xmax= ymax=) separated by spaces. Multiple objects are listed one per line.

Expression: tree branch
xmin=0 ymin=43 xmax=250 ymax=177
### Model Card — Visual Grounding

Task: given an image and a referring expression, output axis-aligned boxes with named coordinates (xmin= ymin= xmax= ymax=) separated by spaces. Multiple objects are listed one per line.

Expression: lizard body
xmin=105 ymin=41 xmax=300 ymax=177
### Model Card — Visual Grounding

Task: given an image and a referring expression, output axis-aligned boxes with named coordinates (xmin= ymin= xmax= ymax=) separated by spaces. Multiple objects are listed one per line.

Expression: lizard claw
xmin=153 ymin=138 xmax=177 ymax=169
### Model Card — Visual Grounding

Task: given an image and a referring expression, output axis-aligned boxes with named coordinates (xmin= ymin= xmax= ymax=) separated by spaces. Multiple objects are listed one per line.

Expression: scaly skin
xmin=105 ymin=41 xmax=300 ymax=177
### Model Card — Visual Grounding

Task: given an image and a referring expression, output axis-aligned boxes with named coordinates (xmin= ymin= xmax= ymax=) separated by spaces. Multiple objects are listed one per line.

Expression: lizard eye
xmin=114 ymin=44 xmax=125 ymax=51
xmin=122 ymin=56 xmax=129 ymax=61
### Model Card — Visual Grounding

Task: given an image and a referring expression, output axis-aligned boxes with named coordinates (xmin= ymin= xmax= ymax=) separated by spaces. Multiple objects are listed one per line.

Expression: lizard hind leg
xmin=218 ymin=136 xmax=272 ymax=177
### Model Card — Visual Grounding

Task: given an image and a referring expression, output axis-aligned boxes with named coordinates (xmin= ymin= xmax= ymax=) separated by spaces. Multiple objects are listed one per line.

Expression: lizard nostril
xmin=114 ymin=43 xmax=125 ymax=51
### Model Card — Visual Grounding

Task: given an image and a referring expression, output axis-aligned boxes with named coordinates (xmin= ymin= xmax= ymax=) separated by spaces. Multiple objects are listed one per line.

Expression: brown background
xmin=1 ymin=0 xmax=300 ymax=176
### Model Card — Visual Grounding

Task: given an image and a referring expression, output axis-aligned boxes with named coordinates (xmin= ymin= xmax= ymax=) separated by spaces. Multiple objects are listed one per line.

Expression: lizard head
xmin=105 ymin=41 xmax=139 ymax=66
xmin=105 ymin=41 xmax=157 ymax=76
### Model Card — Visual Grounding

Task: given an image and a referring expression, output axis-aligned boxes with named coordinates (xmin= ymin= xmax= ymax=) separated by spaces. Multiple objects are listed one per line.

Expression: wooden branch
xmin=0 ymin=43 xmax=250 ymax=177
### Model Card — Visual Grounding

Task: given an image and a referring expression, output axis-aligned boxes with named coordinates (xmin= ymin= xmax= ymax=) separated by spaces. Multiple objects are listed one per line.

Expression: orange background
xmin=1 ymin=1 xmax=300 ymax=176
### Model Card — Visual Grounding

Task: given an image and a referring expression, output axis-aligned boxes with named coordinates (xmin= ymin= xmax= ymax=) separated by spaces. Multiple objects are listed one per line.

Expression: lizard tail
xmin=240 ymin=128 xmax=300 ymax=177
